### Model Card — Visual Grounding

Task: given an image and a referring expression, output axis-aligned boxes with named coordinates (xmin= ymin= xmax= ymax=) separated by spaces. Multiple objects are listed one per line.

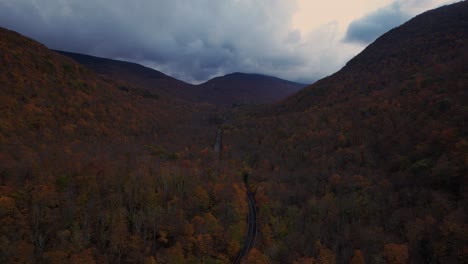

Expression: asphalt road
xmin=235 ymin=184 xmax=257 ymax=263
xmin=214 ymin=116 xmax=258 ymax=263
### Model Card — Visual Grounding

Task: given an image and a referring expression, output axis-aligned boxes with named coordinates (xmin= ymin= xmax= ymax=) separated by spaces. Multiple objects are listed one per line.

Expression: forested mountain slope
xmin=0 ymin=27 xmax=247 ymax=263
xmin=55 ymin=50 xmax=196 ymax=103
xmin=225 ymin=2 xmax=467 ymax=263
xmin=281 ymin=0 xmax=467 ymax=112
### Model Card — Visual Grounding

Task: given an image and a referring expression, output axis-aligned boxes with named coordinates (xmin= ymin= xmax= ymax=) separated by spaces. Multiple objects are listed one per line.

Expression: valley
xmin=0 ymin=2 xmax=467 ymax=263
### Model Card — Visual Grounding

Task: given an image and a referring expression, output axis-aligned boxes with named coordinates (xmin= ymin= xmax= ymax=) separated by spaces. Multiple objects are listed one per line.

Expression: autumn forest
xmin=0 ymin=2 xmax=467 ymax=264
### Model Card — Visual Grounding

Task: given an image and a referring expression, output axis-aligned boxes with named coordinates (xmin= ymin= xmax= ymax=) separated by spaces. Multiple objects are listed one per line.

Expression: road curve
xmin=235 ymin=184 xmax=257 ymax=263
xmin=214 ymin=113 xmax=258 ymax=263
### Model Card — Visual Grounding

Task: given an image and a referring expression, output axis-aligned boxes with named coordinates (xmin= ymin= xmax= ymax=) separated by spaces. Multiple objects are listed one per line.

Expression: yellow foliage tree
xmin=315 ymin=240 xmax=336 ymax=264
xmin=350 ymin=250 xmax=365 ymax=264
xmin=384 ymin=243 xmax=408 ymax=264
xmin=245 ymin=248 xmax=269 ymax=264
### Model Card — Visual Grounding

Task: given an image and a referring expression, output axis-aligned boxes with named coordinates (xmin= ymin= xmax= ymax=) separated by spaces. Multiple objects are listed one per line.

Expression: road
xmin=213 ymin=113 xmax=258 ymax=263
xmin=214 ymin=128 xmax=223 ymax=154
xmin=235 ymin=184 xmax=257 ymax=263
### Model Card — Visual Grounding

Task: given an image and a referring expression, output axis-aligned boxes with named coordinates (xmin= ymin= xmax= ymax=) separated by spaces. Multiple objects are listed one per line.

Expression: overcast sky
xmin=0 ymin=0 xmax=455 ymax=84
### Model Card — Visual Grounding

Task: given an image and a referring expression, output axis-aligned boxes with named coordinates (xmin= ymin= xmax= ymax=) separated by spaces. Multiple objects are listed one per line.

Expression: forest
xmin=0 ymin=1 xmax=467 ymax=263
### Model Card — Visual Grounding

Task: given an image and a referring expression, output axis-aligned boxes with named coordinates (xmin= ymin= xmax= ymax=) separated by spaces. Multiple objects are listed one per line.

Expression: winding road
xmin=235 ymin=183 xmax=257 ymax=263
xmin=214 ymin=113 xmax=258 ymax=263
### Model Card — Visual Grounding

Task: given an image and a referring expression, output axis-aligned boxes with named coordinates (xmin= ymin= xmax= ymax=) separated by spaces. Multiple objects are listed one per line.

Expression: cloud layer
xmin=345 ymin=2 xmax=411 ymax=44
xmin=344 ymin=0 xmax=454 ymax=44
xmin=0 ymin=0 xmax=453 ymax=83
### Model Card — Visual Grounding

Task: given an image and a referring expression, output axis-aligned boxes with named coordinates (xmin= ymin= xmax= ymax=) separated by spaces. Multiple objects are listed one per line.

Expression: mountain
xmin=57 ymin=50 xmax=306 ymax=106
xmin=196 ymin=72 xmax=306 ymax=106
xmin=281 ymin=0 xmax=467 ymax=112
xmin=224 ymin=2 xmax=467 ymax=263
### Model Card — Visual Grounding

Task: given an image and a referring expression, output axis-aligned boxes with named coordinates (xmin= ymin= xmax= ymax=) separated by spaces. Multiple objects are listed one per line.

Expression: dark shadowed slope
xmin=56 ymin=51 xmax=306 ymax=106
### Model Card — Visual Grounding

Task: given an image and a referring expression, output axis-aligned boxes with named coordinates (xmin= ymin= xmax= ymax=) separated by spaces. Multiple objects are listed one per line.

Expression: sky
xmin=0 ymin=0 xmax=455 ymax=84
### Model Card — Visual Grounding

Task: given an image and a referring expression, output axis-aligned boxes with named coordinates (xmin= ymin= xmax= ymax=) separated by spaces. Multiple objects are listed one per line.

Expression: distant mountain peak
xmin=197 ymin=72 xmax=307 ymax=105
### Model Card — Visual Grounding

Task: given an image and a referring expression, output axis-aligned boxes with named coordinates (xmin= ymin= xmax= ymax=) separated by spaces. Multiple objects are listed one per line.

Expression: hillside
xmin=224 ymin=2 xmax=467 ymax=263
xmin=282 ymin=0 xmax=468 ymax=112
xmin=55 ymin=50 xmax=195 ymax=102
xmin=57 ymin=51 xmax=306 ymax=106
xmin=0 ymin=27 xmax=247 ymax=263
xmin=196 ymin=72 xmax=306 ymax=106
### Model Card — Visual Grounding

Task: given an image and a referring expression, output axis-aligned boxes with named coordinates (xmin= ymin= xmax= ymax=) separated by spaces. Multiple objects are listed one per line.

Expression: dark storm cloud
xmin=344 ymin=2 xmax=411 ymax=44
xmin=0 ymin=0 xmax=318 ymax=83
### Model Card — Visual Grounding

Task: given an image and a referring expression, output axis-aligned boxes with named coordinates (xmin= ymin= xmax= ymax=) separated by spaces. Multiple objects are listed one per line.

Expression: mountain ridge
xmin=278 ymin=1 xmax=467 ymax=112
xmin=57 ymin=50 xmax=307 ymax=106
